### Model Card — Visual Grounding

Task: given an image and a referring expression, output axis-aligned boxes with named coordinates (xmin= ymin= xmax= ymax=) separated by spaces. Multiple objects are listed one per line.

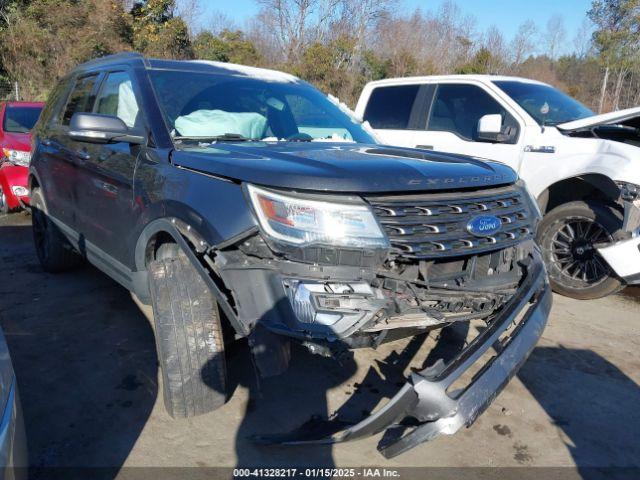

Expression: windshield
xmin=494 ymin=81 xmax=594 ymax=126
xmin=148 ymin=69 xmax=375 ymax=143
xmin=3 ymin=105 xmax=42 ymax=133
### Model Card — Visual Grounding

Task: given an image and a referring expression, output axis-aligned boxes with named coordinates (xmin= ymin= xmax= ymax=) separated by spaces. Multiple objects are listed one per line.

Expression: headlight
xmin=615 ymin=181 xmax=640 ymax=202
xmin=11 ymin=186 xmax=29 ymax=197
xmin=246 ymin=184 xmax=389 ymax=248
xmin=2 ymin=148 xmax=30 ymax=166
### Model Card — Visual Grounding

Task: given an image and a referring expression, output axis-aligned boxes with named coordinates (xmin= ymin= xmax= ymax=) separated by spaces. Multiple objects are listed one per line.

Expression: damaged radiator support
xmin=363 ymin=242 xmax=532 ymax=332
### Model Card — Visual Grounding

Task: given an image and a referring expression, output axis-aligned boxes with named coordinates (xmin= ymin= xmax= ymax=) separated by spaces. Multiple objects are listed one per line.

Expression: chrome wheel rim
xmin=551 ymin=217 xmax=612 ymax=285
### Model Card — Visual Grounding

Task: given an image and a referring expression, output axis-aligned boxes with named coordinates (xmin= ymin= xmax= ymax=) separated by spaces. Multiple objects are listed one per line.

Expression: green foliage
xmin=455 ymin=48 xmax=495 ymax=74
xmin=588 ymin=0 xmax=640 ymax=67
xmin=193 ymin=30 xmax=261 ymax=65
xmin=131 ymin=0 xmax=192 ymax=58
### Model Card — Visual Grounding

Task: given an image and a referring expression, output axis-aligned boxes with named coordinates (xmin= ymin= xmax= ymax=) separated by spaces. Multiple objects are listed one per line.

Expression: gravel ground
xmin=0 ymin=211 xmax=638 ymax=478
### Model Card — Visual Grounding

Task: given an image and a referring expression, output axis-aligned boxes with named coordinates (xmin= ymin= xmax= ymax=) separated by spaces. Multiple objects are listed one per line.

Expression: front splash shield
xmin=253 ymin=258 xmax=551 ymax=458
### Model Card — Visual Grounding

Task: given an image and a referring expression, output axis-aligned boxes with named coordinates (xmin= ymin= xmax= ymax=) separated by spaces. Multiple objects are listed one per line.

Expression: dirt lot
xmin=0 ymin=211 xmax=638 ymax=477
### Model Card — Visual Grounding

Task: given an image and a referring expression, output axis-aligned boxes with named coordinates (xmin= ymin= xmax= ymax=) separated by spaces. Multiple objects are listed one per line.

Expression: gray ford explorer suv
xmin=29 ymin=53 xmax=551 ymax=458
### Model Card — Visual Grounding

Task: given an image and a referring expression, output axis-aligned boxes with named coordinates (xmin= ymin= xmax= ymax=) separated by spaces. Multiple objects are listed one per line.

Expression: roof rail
xmin=75 ymin=52 xmax=145 ymax=69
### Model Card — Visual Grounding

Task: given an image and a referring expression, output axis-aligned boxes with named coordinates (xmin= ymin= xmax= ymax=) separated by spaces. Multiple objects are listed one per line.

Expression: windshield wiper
xmin=173 ymin=133 xmax=254 ymax=142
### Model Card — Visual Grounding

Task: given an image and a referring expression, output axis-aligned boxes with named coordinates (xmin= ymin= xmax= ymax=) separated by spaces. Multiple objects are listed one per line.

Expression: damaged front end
xmin=207 ymin=182 xmax=550 ymax=456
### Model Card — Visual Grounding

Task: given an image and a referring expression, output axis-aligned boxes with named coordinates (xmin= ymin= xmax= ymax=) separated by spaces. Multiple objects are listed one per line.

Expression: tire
xmin=30 ymin=188 xmax=81 ymax=272
xmin=0 ymin=186 xmax=9 ymax=214
xmin=536 ymin=200 xmax=625 ymax=300
xmin=148 ymin=249 xmax=227 ymax=418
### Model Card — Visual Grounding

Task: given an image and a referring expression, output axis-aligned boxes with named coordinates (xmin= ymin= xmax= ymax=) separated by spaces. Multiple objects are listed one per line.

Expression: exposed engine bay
xmin=568 ymin=124 xmax=640 ymax=147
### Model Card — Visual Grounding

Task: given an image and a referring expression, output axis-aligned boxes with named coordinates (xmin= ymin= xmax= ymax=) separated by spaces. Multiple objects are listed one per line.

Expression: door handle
xmin=75 ymin=150 xmax=91 ymax=161
xmin=416 ymin=144 xmax=434 ymax=150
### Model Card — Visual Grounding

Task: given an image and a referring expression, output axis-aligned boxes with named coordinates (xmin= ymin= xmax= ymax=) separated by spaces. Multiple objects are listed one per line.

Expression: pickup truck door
xmin=362 ymin=84 xmax=432 ymax=148
xmin=71 ymin=70 xmax=144 ymax=267
xmin=410 ymin=83 xmax=524 ymax=174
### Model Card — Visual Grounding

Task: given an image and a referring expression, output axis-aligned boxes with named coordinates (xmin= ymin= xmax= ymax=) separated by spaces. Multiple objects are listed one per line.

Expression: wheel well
xmin=538 ymin=175 xmax=620 ymax=214
xmin=144 ymin=231 xmax=178 ymax=267
xmin=29 ymin=175 xmax=39 ymax=191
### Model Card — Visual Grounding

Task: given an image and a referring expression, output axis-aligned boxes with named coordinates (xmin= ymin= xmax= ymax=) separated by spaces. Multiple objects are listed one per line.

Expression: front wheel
xmin=148 ymin=249 xmax=228 ymax=418
xmin=537 ymin=200 xmax=625 ymax=300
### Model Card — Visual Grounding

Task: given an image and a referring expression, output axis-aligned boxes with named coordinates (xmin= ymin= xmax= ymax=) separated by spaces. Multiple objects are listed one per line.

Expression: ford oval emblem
xmin=467 ymin=215 xmax=502 ymax=237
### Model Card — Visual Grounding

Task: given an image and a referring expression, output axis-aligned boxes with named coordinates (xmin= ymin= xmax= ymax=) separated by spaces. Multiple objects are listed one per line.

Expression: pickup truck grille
xmin=366 ymin=186 xmax=534 ymax=259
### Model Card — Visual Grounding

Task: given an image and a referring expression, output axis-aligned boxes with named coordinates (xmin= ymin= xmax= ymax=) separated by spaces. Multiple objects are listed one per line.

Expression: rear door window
xmin=61 ymin=74 xmax=99 ymax=126
xmin=363 ymin=85 xmax=422 ymax=129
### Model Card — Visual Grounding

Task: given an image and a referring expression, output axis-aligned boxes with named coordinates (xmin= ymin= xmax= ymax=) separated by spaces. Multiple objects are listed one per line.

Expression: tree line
xmin=1 ymin=0 xmax=639 ymax=112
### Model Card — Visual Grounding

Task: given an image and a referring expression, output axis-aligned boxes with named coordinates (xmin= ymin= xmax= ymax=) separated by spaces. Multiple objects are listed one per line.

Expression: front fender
xmin=133 ymin=217 xmax=250 ymax=336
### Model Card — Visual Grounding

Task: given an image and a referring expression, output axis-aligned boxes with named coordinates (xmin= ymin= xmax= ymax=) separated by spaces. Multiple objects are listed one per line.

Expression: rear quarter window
xmin=363 ymin=85 xmax=420 ymax=129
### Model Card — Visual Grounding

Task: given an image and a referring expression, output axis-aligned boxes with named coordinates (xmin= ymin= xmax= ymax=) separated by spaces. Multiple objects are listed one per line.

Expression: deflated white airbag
xmin=175 ymin=109 xmax=267 ymax=138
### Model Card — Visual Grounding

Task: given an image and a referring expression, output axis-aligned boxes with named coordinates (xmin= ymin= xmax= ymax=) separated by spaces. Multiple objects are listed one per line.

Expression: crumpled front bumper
xmin=255 ymin=255 xmax=551 ymax=458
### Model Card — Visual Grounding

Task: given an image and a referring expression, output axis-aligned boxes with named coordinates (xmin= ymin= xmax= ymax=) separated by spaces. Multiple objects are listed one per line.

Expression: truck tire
xmin=30 ymin=188 xmax=81 ymax=272
xmin=536 ymin=200 xmax=625 ymax=300
xmin=148 ymin=249 xmax=227 ymax=418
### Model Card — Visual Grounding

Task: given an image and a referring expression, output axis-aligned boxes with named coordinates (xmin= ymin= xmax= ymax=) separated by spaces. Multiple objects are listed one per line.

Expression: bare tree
xmin=255 ymin=0 xmax=320 ymax=63
xmin=207 ymin=10 xmax=238 ymax=36
xmin=573 ymin=18 xmax=594 ymax=58
xmin=175 ymin=0 xmax=204 ymax=37
xmin=543 ymin=14 xmax=566 ymax=59
xmin=483 ymin=25 xmax=508 ymax=73
xmin=510 ymin=20 xmax=537 ymax=65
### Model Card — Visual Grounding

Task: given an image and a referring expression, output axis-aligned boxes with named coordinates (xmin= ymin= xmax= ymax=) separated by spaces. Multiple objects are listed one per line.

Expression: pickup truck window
xmin=427 ymin=84 xmax=513 ymax=141
xmin=363 ymin=85 xmax=420 ymax=129
xmin=148 ymin=70 xmax=374 ymax=143
xmin=94 ymin=71 xmax=140 ymax=128
xmin=494 ymin=80 xmax=593 ymax=126
xmin=61 ymin=74 xmax=99 ymax=126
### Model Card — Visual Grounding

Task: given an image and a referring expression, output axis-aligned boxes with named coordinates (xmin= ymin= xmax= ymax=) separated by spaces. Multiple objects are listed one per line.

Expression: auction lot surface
xmin=1 ymin=212 xmax=638 ymax=476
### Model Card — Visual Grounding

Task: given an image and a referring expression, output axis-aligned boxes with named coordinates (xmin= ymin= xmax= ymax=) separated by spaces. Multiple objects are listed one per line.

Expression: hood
xmin=0 ymin=131 xmax=32 ymax=152
xmin=557 ymin=106 xmax=640 ymax=131
xmin=171 ymin=142 xmax=517 ymax=193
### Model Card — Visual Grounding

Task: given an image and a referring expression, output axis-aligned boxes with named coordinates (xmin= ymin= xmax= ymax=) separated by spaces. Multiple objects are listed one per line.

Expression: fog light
xmin=11 ymin=186 xmax=28 ymax=197
xmin=283 ymin=280 xmax=374 ymax=326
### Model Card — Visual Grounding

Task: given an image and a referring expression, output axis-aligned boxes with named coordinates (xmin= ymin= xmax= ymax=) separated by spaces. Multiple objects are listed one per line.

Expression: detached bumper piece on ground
xmin=254 ymin=260 xmax=551 ymax=458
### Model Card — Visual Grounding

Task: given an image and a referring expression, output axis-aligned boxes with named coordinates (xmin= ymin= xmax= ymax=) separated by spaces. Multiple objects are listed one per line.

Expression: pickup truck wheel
xmin=537 ymin=200 xmax=625 ymax=300
xmin=30 ymin=188 xmax=81 ymax=272
xmin=148 ymin=250 xmax=227 ymax=418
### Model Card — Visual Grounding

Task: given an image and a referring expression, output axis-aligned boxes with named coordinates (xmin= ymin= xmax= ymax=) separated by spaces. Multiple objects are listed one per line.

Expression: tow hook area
xmin=252 ymin=262 xmax=551 ymax=457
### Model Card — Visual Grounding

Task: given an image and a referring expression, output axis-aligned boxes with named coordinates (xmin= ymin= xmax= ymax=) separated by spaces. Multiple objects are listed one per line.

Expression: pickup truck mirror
xmin=476 ymin=114 xmax=516 ymax=143
xmin=68 ymin=112 xmax=145 ymax=145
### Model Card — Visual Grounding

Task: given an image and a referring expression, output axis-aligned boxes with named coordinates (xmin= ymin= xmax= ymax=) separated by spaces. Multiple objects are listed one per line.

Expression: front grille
xmin=366 ymin=186 xmax=534 ymax=259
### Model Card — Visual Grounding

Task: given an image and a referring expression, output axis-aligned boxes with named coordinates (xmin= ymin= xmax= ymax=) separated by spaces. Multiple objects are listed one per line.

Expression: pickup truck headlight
xmin=616 ymin=181 xmax=640 ymax=202
xmin=247 ymin=184 xmax=389 ymax=248
xmin=1 ymin=148 xmax=30 ymax=167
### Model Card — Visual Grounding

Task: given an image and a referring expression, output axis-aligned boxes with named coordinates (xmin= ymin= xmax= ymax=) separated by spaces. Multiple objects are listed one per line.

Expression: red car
xmin=0 ymin=101 xmax=44 ymax=213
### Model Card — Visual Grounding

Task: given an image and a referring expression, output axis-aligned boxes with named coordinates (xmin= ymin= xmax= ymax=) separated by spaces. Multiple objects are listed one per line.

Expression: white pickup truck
xmin=356 ymin=75 xmax=640 ymax=299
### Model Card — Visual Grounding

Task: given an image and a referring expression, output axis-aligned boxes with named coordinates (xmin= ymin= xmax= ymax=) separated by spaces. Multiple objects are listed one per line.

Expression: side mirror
xmin=68 ymin=113 xmax=145 ymax=145
xmin=476 ymin=114 xmax=503 ymax=142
